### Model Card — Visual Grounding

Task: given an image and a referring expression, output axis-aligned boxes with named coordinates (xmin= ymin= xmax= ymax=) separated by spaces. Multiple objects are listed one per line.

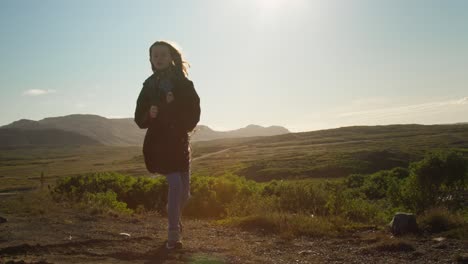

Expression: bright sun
xmin=253 ymin=0 xmax=309 ymax=19
xmin=249 ymin=0 xmax=312 ymax=27
xmin=255 ymin=0 xmax=287 ymax=11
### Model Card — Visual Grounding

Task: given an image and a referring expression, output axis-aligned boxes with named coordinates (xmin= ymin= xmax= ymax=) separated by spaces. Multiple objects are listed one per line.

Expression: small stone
xmin=389 ymin=212 xmax=418 ymax=235
xmin=119 ymin=232 xmax=131 ymax=237
xmin=0 ymin=216 xmax=7 ymax=223
xmin=432 ymin=237 xmax=446 ymax=242
xmin=299 ymin=250 xmax=313 ymax=255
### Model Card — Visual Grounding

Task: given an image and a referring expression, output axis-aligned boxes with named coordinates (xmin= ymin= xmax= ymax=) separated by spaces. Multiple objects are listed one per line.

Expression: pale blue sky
xmin=1 ymin=0 xmax=467 ymax=132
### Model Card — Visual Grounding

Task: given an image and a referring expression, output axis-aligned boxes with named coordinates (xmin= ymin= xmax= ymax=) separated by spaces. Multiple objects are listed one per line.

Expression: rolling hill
xmin=190 ymin=123 xmax=468 ymax=181
xmin=0 ymin=128 xmax=101 ymax=148
xmin=0 ymin=114 xmax=290 ymax=146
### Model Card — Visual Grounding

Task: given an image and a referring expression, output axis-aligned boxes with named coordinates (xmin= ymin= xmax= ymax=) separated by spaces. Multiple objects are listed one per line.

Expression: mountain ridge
xmin=0 ymin=114 xmax=290 ymax=146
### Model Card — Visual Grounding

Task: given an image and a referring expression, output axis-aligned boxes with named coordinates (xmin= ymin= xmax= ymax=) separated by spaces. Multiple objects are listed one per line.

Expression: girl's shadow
xmin=143 ymin=242 xmax=188 ymax=264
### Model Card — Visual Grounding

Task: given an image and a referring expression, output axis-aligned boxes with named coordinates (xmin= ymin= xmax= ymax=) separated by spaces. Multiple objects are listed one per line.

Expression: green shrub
xmin=418 ymin=207 xmax=465 ymax=233
xmin=345 ymin=173 xmax=365 ymax=188
xmin=271 ymin=181 xmax=329 ymax=215
xmin=389 ymin=167 xmax=409 ymax=179
xmin=48 ymin=149 xmax=467 ymax=239
xmin=83 ymin=190 xmax=132 ymax=215
xmin=342 ymin=197 xmax=386 ymax=224
xmin=225 ymin=193 xmax=279 ymax=217
xmin=403 ymin=150 xmax=467 ymax=211
xmin=184 ymin=173 xmax=261 ymax=218
xmin=51 ymin=171 xmax=167 ymax=214
xmin=362 ymin=171 xmax=393 ymax=200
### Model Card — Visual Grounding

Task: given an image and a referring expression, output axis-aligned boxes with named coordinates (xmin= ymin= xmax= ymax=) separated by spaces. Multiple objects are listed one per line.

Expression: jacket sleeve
xmin=179 ymin=80 xmax=201 ymax=133
xmin=163 ymin=80 xmax=200 ymax=133
xmin=134 ymin=82 xmax=151 ymax=129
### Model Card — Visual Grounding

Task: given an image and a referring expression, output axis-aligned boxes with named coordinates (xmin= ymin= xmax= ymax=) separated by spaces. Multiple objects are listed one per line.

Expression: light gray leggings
xmin=165 ymin=170 xmax=191 ymax=241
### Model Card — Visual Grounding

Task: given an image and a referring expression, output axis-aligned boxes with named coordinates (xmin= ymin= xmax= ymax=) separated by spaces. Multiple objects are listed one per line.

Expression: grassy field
xmin=0 ymin=145 xmax=143 ymax=192
xmin=1 ymin=124 xmax=467 ymax=192
xmin=1 ymin=124 xmax=467 ymax=263
xmin=191 ymin=123 xmax=468 ymax=181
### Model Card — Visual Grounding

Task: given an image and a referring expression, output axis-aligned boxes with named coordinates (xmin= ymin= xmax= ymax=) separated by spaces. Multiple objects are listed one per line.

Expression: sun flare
xmin=252 ymin=0 xmax=310 ymax=23
xmin=255 ymin=0 xmax=287 ymax=11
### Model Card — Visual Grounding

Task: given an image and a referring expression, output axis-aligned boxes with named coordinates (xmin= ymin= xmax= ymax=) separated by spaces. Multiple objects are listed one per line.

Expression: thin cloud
xmin=338 ymin=97 xmax=468 ymax=118
xmin=454 ymin=97 xmax=468 ymax=105
xmin=22 ymin=89 xmax=56 ymax=96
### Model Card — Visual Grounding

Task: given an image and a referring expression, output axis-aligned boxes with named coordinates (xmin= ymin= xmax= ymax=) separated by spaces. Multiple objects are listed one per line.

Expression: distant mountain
xmin=191 ymin=124 xmax=290 ymax=141
xmin=0 ymin=128 xmax=101 ymax=148
xmin=2 ymin=115 xmax=145 ymax=146
xmin=0 ymin=115 xmax=290 ymax=146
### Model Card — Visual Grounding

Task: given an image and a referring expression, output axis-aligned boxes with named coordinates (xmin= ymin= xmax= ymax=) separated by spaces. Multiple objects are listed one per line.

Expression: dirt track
xmin=1 ymin=201 xmax=467 ymax=264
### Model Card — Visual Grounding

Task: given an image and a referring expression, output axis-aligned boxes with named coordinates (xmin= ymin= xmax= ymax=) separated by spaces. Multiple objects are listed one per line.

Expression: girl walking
xmin=134 ymin=40 xmax=201 ymax=249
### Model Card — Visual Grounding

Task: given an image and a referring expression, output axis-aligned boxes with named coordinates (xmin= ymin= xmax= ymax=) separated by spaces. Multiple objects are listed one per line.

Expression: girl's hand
xmin=166 ymin=91 xmax=175 ymax=104
xmin=149 ymin=105 xmax=158 ymax=118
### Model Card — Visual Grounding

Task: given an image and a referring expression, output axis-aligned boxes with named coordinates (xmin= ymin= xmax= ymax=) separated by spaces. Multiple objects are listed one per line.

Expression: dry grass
xmin=217 ymin=213 xmax=374 ymax=239
xmin=418 ymin=207 xmax=465 ymax=233
xmin=361 ymin=236 xmax=415 ymax=253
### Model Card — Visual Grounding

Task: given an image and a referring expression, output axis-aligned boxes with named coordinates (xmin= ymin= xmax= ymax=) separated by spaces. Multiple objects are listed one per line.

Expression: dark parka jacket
xmin=134 ymin=69 xmax=200 ymax=174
